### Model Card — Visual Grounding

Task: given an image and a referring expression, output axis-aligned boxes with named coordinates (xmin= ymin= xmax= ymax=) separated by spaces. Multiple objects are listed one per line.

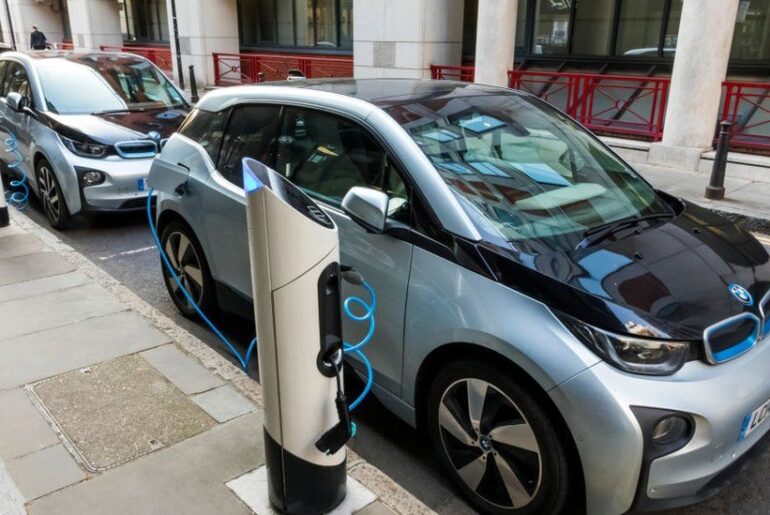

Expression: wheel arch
xmin=414 ymin=342 xmax=586 ymax=513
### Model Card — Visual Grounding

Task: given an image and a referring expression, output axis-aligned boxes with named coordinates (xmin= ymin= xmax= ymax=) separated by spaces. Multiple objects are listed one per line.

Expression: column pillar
xmin=474 ymin=0 xmax=517 ymax=87
xmin=4 ymin=0 xmax=67 ymax=50
xmin=66 ymin=0 xmax=122 ymax=51
xmin=165 ymin=0 xmax=239 ymax=88
xmin=353 ymin=0 xmax=464 ymax=79
xmin=648 ymin=0 xmax=739 ymax=170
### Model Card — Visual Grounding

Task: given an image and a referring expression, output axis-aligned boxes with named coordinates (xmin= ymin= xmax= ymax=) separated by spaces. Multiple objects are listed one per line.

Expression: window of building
xmin=572 ymin=0 xmax=615 ymax=55
xmin=615 ymin=0 xmax=667 ymax=57
xmin=238 ymin=0 xmax=353 ymax=51
xmin=533 ymin=0 xmax=571 ymax=55
xmin=120 ymin=0 xmax=169 ymax=44
xmin=731 ymin=0 xmax=770 ymax=61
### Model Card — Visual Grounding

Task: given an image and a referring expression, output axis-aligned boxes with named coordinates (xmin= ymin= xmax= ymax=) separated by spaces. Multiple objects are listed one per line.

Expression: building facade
xmin=0 ymin=0 xmax=768 ymax=163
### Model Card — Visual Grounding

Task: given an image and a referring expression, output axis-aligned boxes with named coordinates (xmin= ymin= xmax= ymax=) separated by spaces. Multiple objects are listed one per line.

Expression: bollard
xmin=0 ymin=175 xmax=8 ymax=227
xmin=188 ymin=65 xmax=199 ymax=104
xmin=705 ymin=121 xmax=732 ymax=200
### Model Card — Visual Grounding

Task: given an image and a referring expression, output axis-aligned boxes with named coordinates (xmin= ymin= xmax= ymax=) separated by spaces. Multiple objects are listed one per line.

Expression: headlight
xmin=61 ymin=135 xmax=108 ymax=158
xmin=557 ymin=312 xmax=691 ymax=375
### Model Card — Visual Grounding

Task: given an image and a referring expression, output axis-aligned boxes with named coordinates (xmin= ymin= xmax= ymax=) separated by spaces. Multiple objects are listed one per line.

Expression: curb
xmin=8 ymin=210 xmax=434 ymax=515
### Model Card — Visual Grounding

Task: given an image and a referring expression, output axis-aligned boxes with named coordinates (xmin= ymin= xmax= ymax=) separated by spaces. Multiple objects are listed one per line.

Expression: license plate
xmin=740 ymin=397 xmax=770 ymax=440
xmin=138 ymin=178 xmax=148 ymax=192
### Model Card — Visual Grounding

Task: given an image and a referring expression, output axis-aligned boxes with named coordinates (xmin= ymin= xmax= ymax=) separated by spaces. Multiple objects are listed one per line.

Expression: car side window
xmin=178 ymin=108 xmax=228 ymax=165
xmin=217 ymin=104 xmax=282 ymax=187
xmin=2 ymin=63 xmax=32 ymax=106
xmin=275 ymin=107 xmax=410 ymax=222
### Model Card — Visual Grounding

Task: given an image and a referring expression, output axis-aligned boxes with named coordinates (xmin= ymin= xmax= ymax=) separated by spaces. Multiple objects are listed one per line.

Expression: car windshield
xmin=35 ymin=55 xmax=186 ymax=115
xmin=387 ymin=92 xmax=671 ymax=251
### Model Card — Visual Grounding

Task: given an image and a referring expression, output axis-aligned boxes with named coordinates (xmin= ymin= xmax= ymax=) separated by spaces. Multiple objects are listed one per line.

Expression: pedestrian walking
xmin=30 ymin=25 xmax=47 ymax=50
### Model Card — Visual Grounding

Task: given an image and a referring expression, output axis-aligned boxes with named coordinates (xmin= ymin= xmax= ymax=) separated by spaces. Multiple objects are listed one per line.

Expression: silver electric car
xmin=151 ymin=79 xmax=770 ymax=515
xmin=0 ymin=51 xmax=189 ymax=228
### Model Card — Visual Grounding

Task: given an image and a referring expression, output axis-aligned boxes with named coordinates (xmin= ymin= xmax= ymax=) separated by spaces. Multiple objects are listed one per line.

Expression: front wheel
xmin=36 ymin=158 xmax=70 ymax=229
xmin=427 ymin=361 xmax=570 ymax=515
xmin=159 ymin=220 xmax=216 ymax=319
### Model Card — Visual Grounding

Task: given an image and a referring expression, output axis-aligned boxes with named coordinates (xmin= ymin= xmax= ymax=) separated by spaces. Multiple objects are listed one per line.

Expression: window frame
xmin=236 ymin=0 xmax=353 ymax=54
xmin=1 ymin=60 xmax=34 ymax=108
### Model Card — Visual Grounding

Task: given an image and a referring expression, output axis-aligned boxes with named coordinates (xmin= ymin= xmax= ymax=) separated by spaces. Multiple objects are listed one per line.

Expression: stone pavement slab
xmin=0 ymin=271 xmax=90 ymax=303
xmin=30 ymin=354 xmax=216 ymax=472
xmin=6 ymin=444 xmax=85 ymax=501
xmin=0 ymin=461 xmax=24 ymax=515
xmin=0 ymin=310 xmax=170 ymax=390
xmin=0 ymin=233 xmax=46 ymax=260
xmin=0 ymin=389 xmax=58 ymax=460
xmin=28 ymin=413 xmax=263 ymax=515
xmin=141 ymin=344 xmax=225 ymax=394
xmin=192 ymin=384 xmax=256 ymax=423
xmin=0 ymin=252 xmax=75 ymax=287
xmin=0 ymin=283 xmax=125 ymax=342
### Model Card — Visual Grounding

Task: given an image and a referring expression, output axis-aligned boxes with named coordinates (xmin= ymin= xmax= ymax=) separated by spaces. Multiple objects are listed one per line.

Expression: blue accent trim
xmin=712 ymin=330 xmax=758 ymax=363
xmin=242 ymin=161 xmax=264 ymax=193
xmin=739 ymin=412 xmax=753 ymax=440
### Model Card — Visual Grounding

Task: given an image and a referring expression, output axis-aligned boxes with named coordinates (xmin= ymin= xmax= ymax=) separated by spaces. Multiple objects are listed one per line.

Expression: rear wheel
xmin=36 ymin=158 xmax=70 ymax=229
xmin=427 ymin=361 xmax=570 ymax=515
xmin=159 ymin=221 xmax=216 ymax=319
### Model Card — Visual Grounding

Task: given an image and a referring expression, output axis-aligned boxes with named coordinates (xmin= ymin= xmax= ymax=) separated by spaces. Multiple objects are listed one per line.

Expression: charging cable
xmin=145 ymin=188 xmax=376 ymax=417
xmin=3 ymin=133 xmax=30 ymax=209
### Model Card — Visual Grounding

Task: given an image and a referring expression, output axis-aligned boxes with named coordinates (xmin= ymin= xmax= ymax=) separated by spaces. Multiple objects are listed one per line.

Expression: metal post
xmin=0 ymin=176 xmax=9 ymax=227
xmin=170 ymin=0 xmax=184 ymax=90
xmin=705 ymin=121 xmax=732 ymax=200
xmin=188 ymin=65 xmax=198 ymax=104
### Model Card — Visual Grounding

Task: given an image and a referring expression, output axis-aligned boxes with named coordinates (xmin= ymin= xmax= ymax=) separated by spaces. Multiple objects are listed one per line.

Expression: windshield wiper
xmin=576 ymin=212 xmax=674 ymax=249
xmin=93 ymin=108 xmax=147 ymax=115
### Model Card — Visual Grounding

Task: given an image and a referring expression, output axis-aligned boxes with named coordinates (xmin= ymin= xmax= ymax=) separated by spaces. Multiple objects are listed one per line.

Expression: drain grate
xmin=29 ymin=354 xmax=216 ymax=472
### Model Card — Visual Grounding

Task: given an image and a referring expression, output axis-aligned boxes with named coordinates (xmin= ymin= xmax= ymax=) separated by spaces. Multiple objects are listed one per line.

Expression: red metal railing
xmin=720 ymin=80 xmax=770 ymax=153
xmin=510 ymin=71 xmax=670 ymax=140
xmin=430 ymin=64 xmax=475 ymax=82
xmin=52 ymin=41 xmax=74 ymax=50
xmin=430 ymin=65 xmax=670 ymax=141
xmin=100 ymin=45 xmax=173 ymax=72
xmin=213 ymin=52 xmax=353 ymax=86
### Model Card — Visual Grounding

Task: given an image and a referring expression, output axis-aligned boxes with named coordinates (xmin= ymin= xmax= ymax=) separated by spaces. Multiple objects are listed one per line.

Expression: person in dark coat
xmin=30 ymin=26 xmax=47 ymax=50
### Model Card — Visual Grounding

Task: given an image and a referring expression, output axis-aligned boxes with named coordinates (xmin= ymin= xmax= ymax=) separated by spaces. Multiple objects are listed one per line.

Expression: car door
xmin=0 ymin=62 xmax=34 ymax=177
xmin=273 ymin=107 xmax=414 ymax=397
xmin=198 ymin=104 xmax=282 ymax=300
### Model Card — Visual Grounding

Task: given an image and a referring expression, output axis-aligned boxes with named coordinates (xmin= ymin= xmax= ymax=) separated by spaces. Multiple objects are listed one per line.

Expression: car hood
xmin=42 ymin=108 xmax=188 ymax=145
xmin=479 ymin=200 xmax=770 ymax=340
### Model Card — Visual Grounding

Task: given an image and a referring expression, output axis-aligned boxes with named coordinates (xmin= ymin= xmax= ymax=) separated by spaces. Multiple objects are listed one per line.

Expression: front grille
xmin=114 ymin=140 xmax=159 ymax=159
xmin=704 ymin=312 xmax=761 ymax=364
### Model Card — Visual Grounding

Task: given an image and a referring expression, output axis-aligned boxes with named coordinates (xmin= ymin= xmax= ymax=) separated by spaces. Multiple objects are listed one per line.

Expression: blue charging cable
xmin=146 ymin=188 xmax=375 ymax=415
xmin=3 ymin=133 xmax=30 ymax=209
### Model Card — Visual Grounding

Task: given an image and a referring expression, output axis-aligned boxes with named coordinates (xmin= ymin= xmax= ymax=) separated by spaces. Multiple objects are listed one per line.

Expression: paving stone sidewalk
xmin=0 ymin=215 xmax=431 ymax=515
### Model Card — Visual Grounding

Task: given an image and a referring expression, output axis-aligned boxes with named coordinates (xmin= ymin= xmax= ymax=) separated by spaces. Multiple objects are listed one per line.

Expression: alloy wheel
xmin=38 ymin=164 xmax=61 ymax=222
xmin=164 ymin=231 xmax=205 ymax=309
xmin=438 ymin=378 xmax=542 ymax=510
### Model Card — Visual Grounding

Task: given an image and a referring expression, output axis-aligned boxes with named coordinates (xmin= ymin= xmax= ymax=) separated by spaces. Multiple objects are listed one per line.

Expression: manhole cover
xmin=29 ymin=354 xmax=216 ymax=472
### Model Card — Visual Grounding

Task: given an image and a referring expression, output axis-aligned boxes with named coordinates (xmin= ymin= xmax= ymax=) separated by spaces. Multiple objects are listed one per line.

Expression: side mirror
xmin=5 ymin=92 xmax=23 ymax=113
xmin=342 ymin=186 xmax=389 ymax=234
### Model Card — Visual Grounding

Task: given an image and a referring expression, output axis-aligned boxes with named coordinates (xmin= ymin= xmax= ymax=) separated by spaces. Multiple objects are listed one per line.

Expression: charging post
xmin=243 ymin=158 xmax=348 ymax=513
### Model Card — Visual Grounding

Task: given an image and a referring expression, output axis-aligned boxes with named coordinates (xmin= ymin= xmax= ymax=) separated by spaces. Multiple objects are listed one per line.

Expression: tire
xmin=159 ymin=220 xmax=216 ymax=320
xmin=427 ymin=360 xmax=570 ymax=515
xmin=36 ymin=158 xmax=70 ymax=229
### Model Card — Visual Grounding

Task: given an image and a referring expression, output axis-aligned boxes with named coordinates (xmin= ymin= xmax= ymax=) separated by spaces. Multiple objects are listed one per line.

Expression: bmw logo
xmin=147 ymin=131 xmax=161 ymax=142
xmin=729 ymin=283 xmax=753 ymax=306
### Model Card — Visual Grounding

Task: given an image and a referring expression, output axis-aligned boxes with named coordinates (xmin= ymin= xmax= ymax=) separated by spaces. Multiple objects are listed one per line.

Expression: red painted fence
xmin=720 ymin=80 xmax=770 ymax=153
xmin=432 ymin=64 xmax=770 ymax=154
xmin=213 ymin=52 xmax=353 ymax=86
xmin=99 ymin=45 xmax=173 ymax=73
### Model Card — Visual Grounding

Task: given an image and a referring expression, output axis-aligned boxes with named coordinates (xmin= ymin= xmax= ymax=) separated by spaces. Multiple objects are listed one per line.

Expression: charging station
xmin=0 ymin=176 xmax=8 ymax=227
xmin=242 ymin=157 xmax=347 ymax=514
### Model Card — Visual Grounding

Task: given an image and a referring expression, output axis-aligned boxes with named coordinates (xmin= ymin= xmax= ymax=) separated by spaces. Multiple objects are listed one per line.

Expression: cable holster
xmin=315 ymin=366 xmax=353 ymax=455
